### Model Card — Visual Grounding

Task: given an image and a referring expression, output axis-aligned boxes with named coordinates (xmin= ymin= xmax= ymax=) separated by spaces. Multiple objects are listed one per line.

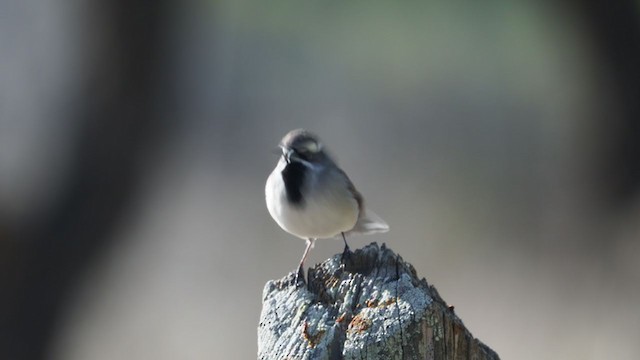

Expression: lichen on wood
xmin=258 ymin=242 xmax=499 ymax=360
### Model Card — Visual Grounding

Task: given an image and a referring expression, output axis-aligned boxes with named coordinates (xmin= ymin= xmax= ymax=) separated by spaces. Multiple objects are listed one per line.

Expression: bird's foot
xmin=340 ymin=244 xmax=352 ymax=266
xmin=293 ymin=265 xmax=306 ymax=287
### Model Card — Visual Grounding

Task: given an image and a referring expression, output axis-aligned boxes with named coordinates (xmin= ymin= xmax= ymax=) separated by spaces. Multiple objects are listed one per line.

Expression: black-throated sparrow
xmin=265 ymin=129 xmax=389 ymax=283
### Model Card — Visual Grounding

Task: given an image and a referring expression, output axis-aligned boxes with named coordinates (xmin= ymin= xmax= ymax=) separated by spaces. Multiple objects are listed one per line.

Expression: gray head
xmin=279 ymin=129 xmax=330 ymax=164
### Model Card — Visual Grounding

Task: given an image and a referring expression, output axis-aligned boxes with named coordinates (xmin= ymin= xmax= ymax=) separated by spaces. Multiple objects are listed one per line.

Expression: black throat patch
xmin=281 ymin=161 xmax=306 ymax=207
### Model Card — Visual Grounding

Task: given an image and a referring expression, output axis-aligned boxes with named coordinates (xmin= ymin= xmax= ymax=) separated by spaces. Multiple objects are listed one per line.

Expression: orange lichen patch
xmin=324 ymin=276 xmax=340 ymax=289
xmin=336 ymin=313 xmax=347 ymax=324
xmin=302 ymin=321 xmax=325 ymax=348
xmin=365 ymin=299 xmax=378 ymax=307
xmin=348 ymin=314 xmax=372 ymax=334
xmin=365 ymin=297 xmax=396 ymax=308
xmin=380 ymin=297 xmax=396 ymax=307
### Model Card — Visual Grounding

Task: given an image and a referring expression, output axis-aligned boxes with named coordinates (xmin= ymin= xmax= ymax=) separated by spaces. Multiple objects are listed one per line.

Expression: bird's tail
xmin=348 ymin=209 xmax=389 ymax=235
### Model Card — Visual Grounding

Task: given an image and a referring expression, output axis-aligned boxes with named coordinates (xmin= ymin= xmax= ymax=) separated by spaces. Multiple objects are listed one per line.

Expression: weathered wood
xmin=258 ymin=242 xmax=499 ymax=360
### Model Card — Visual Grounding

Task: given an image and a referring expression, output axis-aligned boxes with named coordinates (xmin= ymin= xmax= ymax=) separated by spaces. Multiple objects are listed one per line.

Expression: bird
xmin=265 ymin=129 xmax=389 ymax=284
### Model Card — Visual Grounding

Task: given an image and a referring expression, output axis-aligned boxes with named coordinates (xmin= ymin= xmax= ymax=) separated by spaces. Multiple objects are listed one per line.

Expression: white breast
xmin=265 ymin=160 xmax=359 ymax=239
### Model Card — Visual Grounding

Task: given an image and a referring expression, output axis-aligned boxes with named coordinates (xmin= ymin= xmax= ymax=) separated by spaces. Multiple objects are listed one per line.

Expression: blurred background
xmin=1 ymin=0 xmax=639 ymax=359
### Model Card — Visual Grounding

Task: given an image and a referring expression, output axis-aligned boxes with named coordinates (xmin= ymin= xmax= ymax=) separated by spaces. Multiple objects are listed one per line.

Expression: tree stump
xmin=258 ymin=242 xmax=499 ymax=360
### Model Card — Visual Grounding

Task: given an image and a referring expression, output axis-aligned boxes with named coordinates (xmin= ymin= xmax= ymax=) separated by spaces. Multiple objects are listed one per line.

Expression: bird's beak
xmin=283 ymin=147 xmax=294 ymax=164
xmin=275 ymin=145 xmax=292 ymax=163
xmin=273 ymin=145 xmax=291 ymax=163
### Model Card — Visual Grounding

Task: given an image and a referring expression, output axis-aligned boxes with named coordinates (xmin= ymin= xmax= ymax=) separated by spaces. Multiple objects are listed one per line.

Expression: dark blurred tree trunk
xmin=571 ymin=0 xmax=640 ymax=211
xmin=0 ymin=1 xmax=173 ymax=359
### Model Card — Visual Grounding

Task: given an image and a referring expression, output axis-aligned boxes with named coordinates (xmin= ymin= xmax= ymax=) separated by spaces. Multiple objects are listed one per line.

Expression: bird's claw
xmin=340 ymin=244 xmax=352 ymax=265
xmin=293 ymin=266 xmax=306 ymax=287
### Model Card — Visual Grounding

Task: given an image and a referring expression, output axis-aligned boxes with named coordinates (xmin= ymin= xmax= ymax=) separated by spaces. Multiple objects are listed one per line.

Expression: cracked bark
xmin=258 ymin=242 xmax=500 ymax=360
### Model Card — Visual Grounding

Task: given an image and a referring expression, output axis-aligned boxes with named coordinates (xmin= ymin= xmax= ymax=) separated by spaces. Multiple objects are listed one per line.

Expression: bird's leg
xmin=341 ymin=232 xmax=350 ymax=253
xmin=295 ymin=238 xmax=314 ymax=286
xmin=340 ymin=232 xmax=351 ymax=264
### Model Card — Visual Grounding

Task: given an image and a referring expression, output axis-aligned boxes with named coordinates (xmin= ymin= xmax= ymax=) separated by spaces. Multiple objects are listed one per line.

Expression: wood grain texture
xmin=258 ymin=243 xmax=499 ymax=360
